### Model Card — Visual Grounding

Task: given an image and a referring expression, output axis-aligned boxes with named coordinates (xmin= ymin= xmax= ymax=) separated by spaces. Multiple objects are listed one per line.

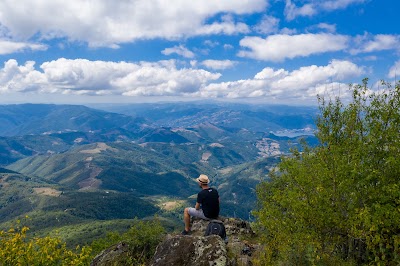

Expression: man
xmin=182 ymin=174 xmax=220 ymax=235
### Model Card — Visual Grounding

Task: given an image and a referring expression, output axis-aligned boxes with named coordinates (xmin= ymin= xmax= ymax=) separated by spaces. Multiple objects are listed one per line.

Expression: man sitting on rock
xmin=182 ymin=174 xmax=220 ymax=235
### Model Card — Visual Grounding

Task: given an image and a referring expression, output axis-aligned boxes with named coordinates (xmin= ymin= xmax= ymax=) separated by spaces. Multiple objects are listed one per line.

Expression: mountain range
xmin=0 ymin=102 xmax=318 ymax=246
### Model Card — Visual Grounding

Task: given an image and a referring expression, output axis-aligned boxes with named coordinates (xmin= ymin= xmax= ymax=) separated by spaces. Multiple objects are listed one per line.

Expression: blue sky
xmin=0 ymin=0 xmax=398 ymax=105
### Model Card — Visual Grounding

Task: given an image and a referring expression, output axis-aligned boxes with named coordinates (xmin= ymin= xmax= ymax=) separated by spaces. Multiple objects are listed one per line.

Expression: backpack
xmin=204 ymin=219 xmax=226 ymax=240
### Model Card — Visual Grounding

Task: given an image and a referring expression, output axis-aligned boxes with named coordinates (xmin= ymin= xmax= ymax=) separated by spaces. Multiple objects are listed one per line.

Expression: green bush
xmin=90 ymin=218 xmax=165 ymax=265
xmin=254 ymin=79 xmax=400 ymax=265
xmin=0 ymin=220 xmax=91 ymax=266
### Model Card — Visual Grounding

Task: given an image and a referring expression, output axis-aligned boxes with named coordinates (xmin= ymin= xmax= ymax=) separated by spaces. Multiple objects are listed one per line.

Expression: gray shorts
xmin=188 ymin=207 xmax=209 ymax=220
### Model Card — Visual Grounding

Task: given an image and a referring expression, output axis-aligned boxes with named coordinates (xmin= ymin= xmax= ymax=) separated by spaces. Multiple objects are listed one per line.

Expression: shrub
xmin=254 ymin=79 xmax=400 ymax=265
xmin=90 ymin=218 xmax=165 ymax=265
xmin=0 ymin=220 xmax=91 ymax=266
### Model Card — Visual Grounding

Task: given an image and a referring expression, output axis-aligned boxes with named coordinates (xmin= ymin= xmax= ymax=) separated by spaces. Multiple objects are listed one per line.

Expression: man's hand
xmin=195 ymin=202 xmax=200 ymax=210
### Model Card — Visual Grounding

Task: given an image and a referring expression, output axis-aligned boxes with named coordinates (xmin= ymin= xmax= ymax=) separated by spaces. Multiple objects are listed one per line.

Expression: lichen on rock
xmin=150 ymin=235 xmax=227 ymax=266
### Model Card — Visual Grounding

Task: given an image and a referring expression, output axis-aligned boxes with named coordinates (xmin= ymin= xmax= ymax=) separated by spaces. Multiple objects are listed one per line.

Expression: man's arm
xmin=195 ymin=202 xmax=200 ymax=210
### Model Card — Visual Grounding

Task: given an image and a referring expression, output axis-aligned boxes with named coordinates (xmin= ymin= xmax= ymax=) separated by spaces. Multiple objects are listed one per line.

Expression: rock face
xmin=90 ymin=217 xmax=260 ymax=266
xmin=150 ymin=217 xmax=259 ymax=266
xmin=90 ymin=242 xmax=131 ymax=266
xmin=150 ymin=235 xmax=227 ymax=266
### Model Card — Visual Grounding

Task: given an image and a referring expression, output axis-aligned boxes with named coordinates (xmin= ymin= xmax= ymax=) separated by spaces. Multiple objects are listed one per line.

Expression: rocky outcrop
xmin=150 ymin=235 xmax=227 ymax=266
xmin=150 ymin=217 xmax=260 ymax=266
xmin=90 ymin=217 xmax=261 ymax=266
xmin=90 ymin=242 xmax=131 ymax=266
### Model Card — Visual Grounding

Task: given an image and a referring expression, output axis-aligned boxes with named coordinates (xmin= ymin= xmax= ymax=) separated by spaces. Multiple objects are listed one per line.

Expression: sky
xmin=0 ymin=0 xmax=399 ymax=105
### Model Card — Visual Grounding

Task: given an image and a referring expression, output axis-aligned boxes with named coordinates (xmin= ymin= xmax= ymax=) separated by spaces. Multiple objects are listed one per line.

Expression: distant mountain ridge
xmin=0 ymin=102 xmax=317 ymax=138
xmin=92 ymin=102 xmax=318 ymax=132
xmin=0 ymin=103 xmax=149 ymax=136
xmin=0 ymin=103 xmax=317 ymax=165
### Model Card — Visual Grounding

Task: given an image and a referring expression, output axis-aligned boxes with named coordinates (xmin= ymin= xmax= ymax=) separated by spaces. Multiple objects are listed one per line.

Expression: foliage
xmin=0 ymin=220 xmax=92 ymax=266
xmin=254 ymin=79 xmax=400 ymax=265
xmin=42 ymin=219 xmax=134 ymax=248
xmin=90 ymin=218 xmax=166 ymax=265
xmin=43 ymin=191 xmax=159 ymax=220
xmin=0 ymin=174 xmax=54 ymax=223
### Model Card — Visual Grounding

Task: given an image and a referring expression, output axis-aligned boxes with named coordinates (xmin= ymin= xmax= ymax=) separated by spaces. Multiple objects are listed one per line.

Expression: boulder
xmin=150 ymin=217 xmax=260 ymax=266
xmin=90 ymin=242 xmax=131 ymax=266
xmin=150 ymin=235 xmax=227 ymax=266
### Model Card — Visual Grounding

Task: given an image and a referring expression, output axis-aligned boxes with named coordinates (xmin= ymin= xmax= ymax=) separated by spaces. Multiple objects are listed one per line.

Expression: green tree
xmin=254 ymin=79 xmax=400 ymax=265
xmin=0 ymin=220 xmax=92 ymax=266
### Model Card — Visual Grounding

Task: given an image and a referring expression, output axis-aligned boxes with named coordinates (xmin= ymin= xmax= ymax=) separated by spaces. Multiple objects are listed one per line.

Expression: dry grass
xmin=201 ymin=152 xmax=212 ymax=161
xmin=159 ymin=200 xmax=185 ymax=211
xmin=79 ymin=142 xmax=117 ymax=154
xmin=33 ymin=187 xmax=62 ymax=197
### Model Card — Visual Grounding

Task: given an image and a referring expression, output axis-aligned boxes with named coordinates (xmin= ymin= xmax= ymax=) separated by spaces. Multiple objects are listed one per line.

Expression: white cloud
xmin=203 ymin=40 xmax=219 ymax=47
xmin=0 ymin=40 xmax=47 ymax=54
xmin=0 ymin=0 xmax=267 ymax=46
xmin=201 ymin=60 xmax=237 ymax=70
xmin=351 ymin=34 xmax=400 ymax=54
xmin=199 ymin=60 xmax=365 ymax=102
xmin=363 ymin=55 xmax=378 ymax=61
xmin=285 ymin=0 xmax=316 ymax=21
xmin=195 ymin=15 xmax=250 ymax=36
xmin=316 ymin=23 xmax=336 ymax=33
xmin=254 ymin=68 xmax=289 ymax=80
xmin=321 ymin=0 xmax=366 ymax=11
xmin=161 ymin=45 xmax=195 ymax=58
xmin=279 ymin=27 xmax=298 ymax=35
xmin=284 ymin=0 xmax=366 ymax=20
xmin=388 ymin=61 xmax=400 ymax=79
xmin=0 ymin=60 xmax=46 ymax=93
xmin=264 ymin=60 xmax=365 ymax=89
xmin=254 ymin=15 xmax=280 ymax=34
xmin=0 ymin=58 xmax=221 ymax=96
xmin=0 ymin=58 xmax=367 ymax=104
xmin=223 ymin=44 xmax=234 ymax=50
xmin=363 ymin=35 xmax=400 ymax=52
xmin=238 ymin=33 xmax=349 ymax=61
xmin=190 ymin=60 xmax=198 ymax=67
xmin=305 ymin=23 xmax=336 ymax=34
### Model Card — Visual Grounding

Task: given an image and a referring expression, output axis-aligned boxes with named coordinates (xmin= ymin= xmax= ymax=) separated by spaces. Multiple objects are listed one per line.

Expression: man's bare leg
xmin=183 ymin=208 xmax=190 ymax=232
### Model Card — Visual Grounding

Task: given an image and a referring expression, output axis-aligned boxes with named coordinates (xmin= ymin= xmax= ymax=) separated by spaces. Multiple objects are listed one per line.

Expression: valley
xmin=0 ymin=102 xmax=318 ymax=247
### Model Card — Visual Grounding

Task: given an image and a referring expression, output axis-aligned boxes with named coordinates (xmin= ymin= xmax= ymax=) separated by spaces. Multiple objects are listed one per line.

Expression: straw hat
xmin=196 ymin=174 xmax=209 ymax=184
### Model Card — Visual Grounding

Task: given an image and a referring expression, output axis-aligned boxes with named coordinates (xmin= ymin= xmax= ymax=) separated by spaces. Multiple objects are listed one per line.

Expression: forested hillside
xmin=0 ymin=102 xmax=317 ymax=260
